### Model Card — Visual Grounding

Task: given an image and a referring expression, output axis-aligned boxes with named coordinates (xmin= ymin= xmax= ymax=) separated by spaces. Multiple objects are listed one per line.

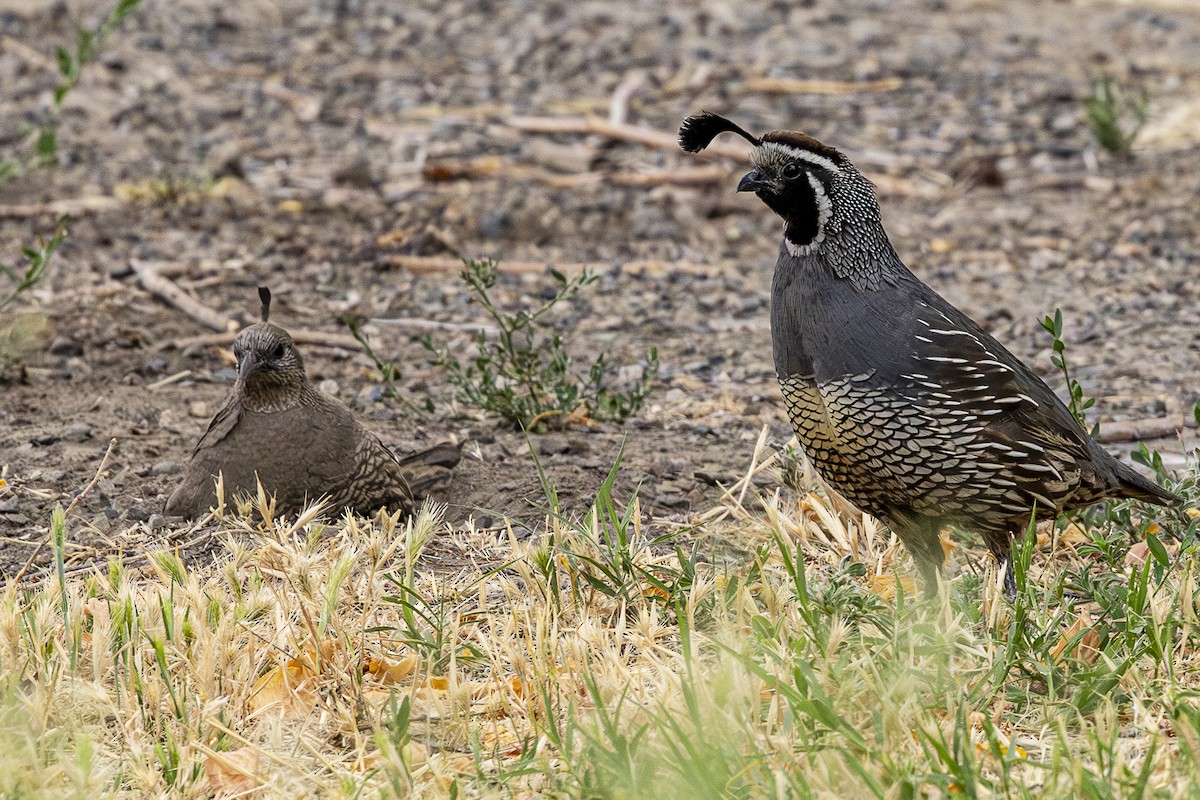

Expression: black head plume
xmin=678 ymin=112 xmax=762 ymax=153
xmin=258 ymin=287 xmax=271 ymax=323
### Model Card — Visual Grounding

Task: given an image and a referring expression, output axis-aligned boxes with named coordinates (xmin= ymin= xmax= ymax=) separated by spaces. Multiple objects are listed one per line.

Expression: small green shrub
xmin=0 ymin=0 xmax=143 ymax=307
xmin=0 ymin=0 xmax=144 ymax=183
xmin=0 ymin=225 xmax=65 ymax=312
xmin=1083 ymin=75 xmax=1147 ymax=157
xmin=1040 ymin=308 xmax=1096 ymax=434
xmin=424 ymin=258 xmax=658 ymax=430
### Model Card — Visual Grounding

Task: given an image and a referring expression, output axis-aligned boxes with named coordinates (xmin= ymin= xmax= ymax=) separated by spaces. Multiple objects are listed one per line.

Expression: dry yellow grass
xmin=1 ymin=435 xmax=1198 ymax=798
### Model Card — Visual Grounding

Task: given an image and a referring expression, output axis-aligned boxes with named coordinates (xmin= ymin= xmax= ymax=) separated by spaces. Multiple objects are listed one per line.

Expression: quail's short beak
xmin=238 ymin=351 xmax=257 ymax=381
xmin=737 ymin=170 xmax=771 ymax=193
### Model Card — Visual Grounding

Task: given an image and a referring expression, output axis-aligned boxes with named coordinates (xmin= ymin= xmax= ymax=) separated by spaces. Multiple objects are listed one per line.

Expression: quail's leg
xmin=917 ymin=557 xmax=943 ymax=599
xmin=892 ymin=513 xmax=947 ymax=598
xmin=1000 ymin=559 xmax=1017 ymax=601
xmin=983 ymin=529 xmax=1017 ymax=601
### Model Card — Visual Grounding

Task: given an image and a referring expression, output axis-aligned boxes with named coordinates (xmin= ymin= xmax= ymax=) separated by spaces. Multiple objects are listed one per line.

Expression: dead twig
xmin=608 ymin=165 xmax=729 ymax=186
xmin=130 ymin=259 xmax=233 ymax=332
xmin=145 ymin=370 xmax=194 ymax=390
xmin=508 ymin=115 xmax=750 ymax=161
xmin=1095 ymin=416 xmax=1189 ymax=443
xmin=424 ymin=156 xmax=727 ymax=188
xmin=0 ymin=196 xmax=122 ymax=218
xmin=0 ymin=34 xmax=59 ymax=73
xmin=608 ymin=71 xmax=646 ymax=126
xmin=741 ymin=76 xmax=903 ymax=94
xmin=368 ymin=317 xmax=499 ymax=336
xmin=381 ymin=254 xmax=730 ymax=277
xmin=262 ymin=79 xmax=322 ymax=122
xmin=503 ymin=118 xmax=944 ymax=197
xmin=165 ymin=329 xmax=364 ymax=353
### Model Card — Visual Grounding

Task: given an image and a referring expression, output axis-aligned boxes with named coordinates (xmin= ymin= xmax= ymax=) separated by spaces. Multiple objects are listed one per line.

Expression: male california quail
xmin=679 ymin=112 xmax=1179 ymax=596
xmin=165 ymin=288 xmax=459 ymax=519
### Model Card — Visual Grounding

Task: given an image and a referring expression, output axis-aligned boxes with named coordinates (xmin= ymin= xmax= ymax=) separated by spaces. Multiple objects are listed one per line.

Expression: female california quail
xmin=679 ymin=112 xmax=1179 ymax=596
xmin=165 ymin=288 xmax=459 ymax=519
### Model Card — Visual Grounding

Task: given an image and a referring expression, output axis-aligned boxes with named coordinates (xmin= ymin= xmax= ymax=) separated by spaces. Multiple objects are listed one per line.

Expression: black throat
xmin=759 ymin=178 xmax=821 ymax=250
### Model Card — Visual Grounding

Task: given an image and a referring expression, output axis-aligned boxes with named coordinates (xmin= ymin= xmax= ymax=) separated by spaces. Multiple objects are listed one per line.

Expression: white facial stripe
xmin=753 ymin=141 xmax=842 ymax=174
xmin=784 ymin=173 xmax=832 ymax=257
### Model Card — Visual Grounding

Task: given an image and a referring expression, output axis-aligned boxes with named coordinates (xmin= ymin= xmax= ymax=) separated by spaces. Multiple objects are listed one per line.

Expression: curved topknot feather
xmin=678 ymin=111 xmax=761 ymax=153
xmin=258 ymin=286 xmax=271 ymax=322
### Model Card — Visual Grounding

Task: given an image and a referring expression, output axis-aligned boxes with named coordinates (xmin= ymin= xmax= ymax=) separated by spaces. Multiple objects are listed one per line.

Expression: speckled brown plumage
xmin=681 ymin=112 xmax=1179 ymax=596
xmin=165 ymin=288 xmax=458 ymax=519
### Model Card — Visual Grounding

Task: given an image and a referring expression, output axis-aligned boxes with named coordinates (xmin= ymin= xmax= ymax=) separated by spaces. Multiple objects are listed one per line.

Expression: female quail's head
xmin=233 ymin=288 xmax=308 ymax=410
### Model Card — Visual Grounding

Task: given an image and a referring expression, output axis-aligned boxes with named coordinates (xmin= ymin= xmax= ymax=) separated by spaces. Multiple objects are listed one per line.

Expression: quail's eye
xmin=272 ymin=344 xmax=286 ymax=359
xmin=781 ymin=162 xmax=803 ymax=180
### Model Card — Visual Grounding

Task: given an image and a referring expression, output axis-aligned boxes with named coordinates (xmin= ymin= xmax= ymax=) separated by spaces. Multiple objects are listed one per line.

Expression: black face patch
xmin=757 ymin=168 xmax=823 ymax=249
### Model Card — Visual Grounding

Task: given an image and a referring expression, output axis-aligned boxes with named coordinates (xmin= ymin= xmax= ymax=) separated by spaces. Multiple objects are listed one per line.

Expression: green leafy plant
xmin=0 ymin=223 xmax=66 ymax=312
xmin=0 ymin=0 xmax=143 ymax=307
xmin=527 ymin=440 xmax=695 ymax=614
xmin=0 ymin=0 xmax=144 ymax=182
xmin=1083 ymin=75 xmax=1148 ymax=157
xmin=1040 ymin=308 xmax=1097 ymax=434
xmin=344 ymin=316 xmax=401 ymax=395
xmin=424 ymin=258 xmax=658 ymax=429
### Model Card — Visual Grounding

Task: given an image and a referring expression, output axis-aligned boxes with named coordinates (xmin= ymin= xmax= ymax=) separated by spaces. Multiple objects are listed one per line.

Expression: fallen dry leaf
xmin=1050 ymin=610 xmax=1101 ymax=666
xmin=1125 ymin=541 xmax=1151 ymax=567
xmin=206 ymin=747 xmax=262 ymax=797
xmin=249 ymin=657 xmax=320 ymax=715
xmin=248 ymin=641 xmax=341 ymax=716
xmin=1038 ymin=521 xmax=1088 ymax=549
xmin=868 ymin=574 xmax=918 ymax=601
xmin=366 ymin=653 xmax=419 ymax=685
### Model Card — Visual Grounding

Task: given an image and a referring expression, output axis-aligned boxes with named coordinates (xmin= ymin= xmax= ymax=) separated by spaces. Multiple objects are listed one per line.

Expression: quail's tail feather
xmin=397 ymin=441 xmax=463 ymax=498
xmin=1112 ymin=460 xmax=1181 ymax=506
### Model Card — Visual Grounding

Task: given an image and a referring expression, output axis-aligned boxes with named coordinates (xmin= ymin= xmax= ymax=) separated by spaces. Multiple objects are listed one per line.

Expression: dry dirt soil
xmin=1 ymin=0 xmax=1198 ymax=577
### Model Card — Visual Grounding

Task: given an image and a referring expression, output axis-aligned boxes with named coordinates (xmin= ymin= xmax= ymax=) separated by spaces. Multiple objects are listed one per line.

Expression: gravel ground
xmin=1 ymin=0 xmax=1197 ymax=576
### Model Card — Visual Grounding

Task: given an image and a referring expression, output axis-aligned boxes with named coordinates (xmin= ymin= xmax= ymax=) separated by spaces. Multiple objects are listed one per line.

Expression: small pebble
xmin=0 ymin=496 xmax=19 ymax=512
xmin=48 ymin=336 xmax=83 ymax=357
xmin=125 ymin=507 xmax=151 ymax=522
xmin=62 ymin=422 xmax=94 ymax=442
xmin=318 ymin=379 xmax=340 ymax=396
xmin=144 ymin=355 xmax=170 ymax=374
xmin=189 ymin=401 xmax=209 ymax=418
xmin=151 ymin=461 xmax=182 ymax=476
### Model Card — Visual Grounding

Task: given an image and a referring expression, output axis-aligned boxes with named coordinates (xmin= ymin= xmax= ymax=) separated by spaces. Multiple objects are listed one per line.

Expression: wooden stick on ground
xmin=1095 ymin=416 xmax=1189 ymax=443
xmin=508 ymin=115 xmax=751 ymax=161
xmin=130 ymin=259 xmax=233 ymax=332
xmin=608 ymin=165 xmax=729 ymax=186
xmin=0 ymin=196 xmax=122 ymax=219
xmin=369 ymin=317 xmax=499 ymax=336
xmin=608 ymin=71 xmax=646 ymax=126
xmin=165 ymin=329 xmax=365 ymax=353
xmin=504 ymin=117 xmax=942 ymax=197
xmin=740 ymin=77 xmax=904 ymax=94
xmin=382 ymin=254 xmax=731 ymax=277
